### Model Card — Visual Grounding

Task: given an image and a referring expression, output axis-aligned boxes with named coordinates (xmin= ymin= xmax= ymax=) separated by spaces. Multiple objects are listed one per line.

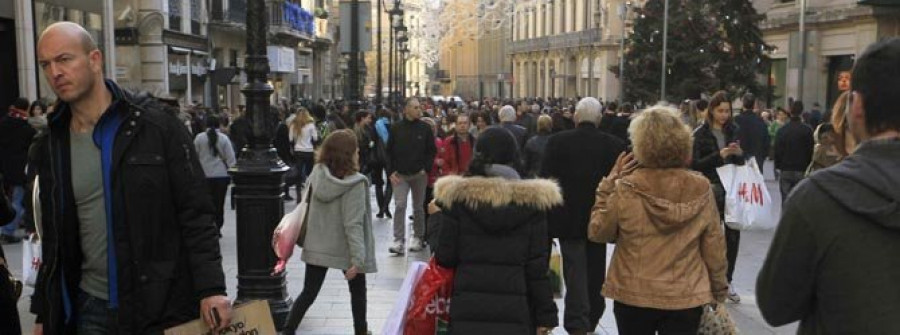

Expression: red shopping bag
xmin=404 ymin=258 xmax=455 ymax=335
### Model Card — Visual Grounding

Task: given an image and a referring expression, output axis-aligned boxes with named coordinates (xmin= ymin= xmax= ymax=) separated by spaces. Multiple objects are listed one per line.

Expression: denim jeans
xmin=1 ymin=186 xmax=25 ymax=236
xmin=77 ymin=291 xmax=113 ymax=334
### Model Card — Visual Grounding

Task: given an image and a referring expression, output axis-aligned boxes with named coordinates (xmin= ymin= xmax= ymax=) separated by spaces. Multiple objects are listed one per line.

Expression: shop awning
xmin=858 ymin=0 xmax=900 ymax=6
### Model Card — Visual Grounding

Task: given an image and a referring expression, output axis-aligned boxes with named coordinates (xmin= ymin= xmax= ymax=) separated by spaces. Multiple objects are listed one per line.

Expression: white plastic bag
xmin=25 ymin=176 xmax=43 ymax=287
xmin=271 ymin=184 xmax=312 ymax=275
xmin=23 ymin=234 xmax=41 ymax=287
xmin=381 ymin=261 xmax=428 ymax=335
xmin=716 ymin=158 xmax=776 ymax=231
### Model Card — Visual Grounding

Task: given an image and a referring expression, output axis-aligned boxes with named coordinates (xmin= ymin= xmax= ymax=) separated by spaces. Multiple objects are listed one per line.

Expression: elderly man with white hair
xmin=497 ymin=105 xmax=528 ymax=149
xmin=540 ymin=97 xmax=627 ymax=335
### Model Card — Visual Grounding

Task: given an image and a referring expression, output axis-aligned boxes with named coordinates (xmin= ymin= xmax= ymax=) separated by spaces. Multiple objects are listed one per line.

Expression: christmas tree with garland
xmin=611 ymin=0 xmax=772 ymax=103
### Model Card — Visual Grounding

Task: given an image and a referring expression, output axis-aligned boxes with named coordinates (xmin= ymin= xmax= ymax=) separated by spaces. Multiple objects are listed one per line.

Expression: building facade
xmin=4 ymin=0 xmax=115 ymax=107
xmin=510 ymin=0 xmax=631 ymax=101
xmin=435 ymin=14 xmax=512 ymax=99
xmin=3 ymin=0 xmax=339 ymax=111
xmin=754 ymin=0 xmax=900 ymax=110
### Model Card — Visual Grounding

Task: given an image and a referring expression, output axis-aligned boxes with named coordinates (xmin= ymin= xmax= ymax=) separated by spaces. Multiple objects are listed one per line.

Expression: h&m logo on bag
xmin=736 ymin=182 xmax=765 ymax=206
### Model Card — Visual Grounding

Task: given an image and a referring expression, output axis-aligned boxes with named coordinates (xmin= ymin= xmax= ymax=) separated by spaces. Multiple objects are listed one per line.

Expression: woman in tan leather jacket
xmin=588 ymin=106 xmax=728 ymax=334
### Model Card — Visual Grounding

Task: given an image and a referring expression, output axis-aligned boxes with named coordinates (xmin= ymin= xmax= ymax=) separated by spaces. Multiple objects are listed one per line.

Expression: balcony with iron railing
xmin=209 ymin=0 xmax=246 ymax=27
xmin=268 ymin=0 xmax=315 ymax=41
xmin=509 ymin=28 xmax=604 ymax=54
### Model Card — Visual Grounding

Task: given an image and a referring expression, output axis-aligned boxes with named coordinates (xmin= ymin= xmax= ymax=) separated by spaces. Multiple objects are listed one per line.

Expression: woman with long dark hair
xmin=27 ymin=100 xmax=49 ymax=132
xmin=691 ymin=90 xmax=744 ymax=303
xmin=430 ymin=127 xmax=560 ymax=334
xmin=282 ymin=130 xmax=376 ymax=335
xmin=193 ymin=115 xmax=236 ymax=232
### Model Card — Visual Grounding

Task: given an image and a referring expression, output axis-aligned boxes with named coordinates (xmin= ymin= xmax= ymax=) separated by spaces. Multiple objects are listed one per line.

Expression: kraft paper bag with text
xmin=164 ymin=300 xmax=276 ymax=335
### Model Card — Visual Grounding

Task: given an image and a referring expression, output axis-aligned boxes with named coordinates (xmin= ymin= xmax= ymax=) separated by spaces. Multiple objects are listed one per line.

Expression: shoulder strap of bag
xmin=32 ymin=176 xmax=42 ymax=239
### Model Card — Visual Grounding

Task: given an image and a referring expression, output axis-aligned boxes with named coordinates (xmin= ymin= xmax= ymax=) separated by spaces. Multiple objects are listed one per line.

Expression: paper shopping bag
xmin=405 ymin=258 xmax=455 ymax=335
xmin=164 ymin=300 xmax=276 ymax=335
xmin=381 ymin=261 xmax=428 ymax=335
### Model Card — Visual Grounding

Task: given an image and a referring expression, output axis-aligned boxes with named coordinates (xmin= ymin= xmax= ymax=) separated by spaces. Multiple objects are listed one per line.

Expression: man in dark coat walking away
xmin=757 ymin=37 xmax=900 ymax=334
xmin=30 ymin=22 xmax=230 ymax=334
xmin=774 ymin=100 xmax=815 ymax=201
xmin=541 ymin=97 xmax=626 ymax=335
xmin=0 ymin=97 xmax=37 ymax=243
xmin=0 ymin=174 xmax=22 ymax=334
xmin=734 ymin=93 xmax=770 ymax=170
xmin=497 ymin=105 xmax=528 ymax=150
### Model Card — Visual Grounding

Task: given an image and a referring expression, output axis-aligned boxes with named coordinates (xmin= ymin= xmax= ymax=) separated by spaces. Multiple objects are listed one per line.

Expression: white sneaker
xmin=388 ymin=240 xmax=405 ymax=254
xmin=728 ymin=285 xmax=741 ymax=303
xmin=408 ymin=237 xmax=424 ymax=252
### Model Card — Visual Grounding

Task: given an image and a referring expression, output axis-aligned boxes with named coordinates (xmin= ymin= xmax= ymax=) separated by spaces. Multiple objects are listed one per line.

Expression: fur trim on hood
xmin=433 ymin=175 xmax=563 ymax=211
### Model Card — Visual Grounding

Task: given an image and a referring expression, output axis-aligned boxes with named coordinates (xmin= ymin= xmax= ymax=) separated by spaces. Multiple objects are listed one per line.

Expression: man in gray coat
xmin=757 ymin=37 xmax=900 ymax=334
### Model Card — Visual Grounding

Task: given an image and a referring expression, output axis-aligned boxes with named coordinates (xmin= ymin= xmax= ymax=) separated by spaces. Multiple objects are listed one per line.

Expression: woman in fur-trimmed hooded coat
xmin=432 ymin=127 xmax=561 ymax=334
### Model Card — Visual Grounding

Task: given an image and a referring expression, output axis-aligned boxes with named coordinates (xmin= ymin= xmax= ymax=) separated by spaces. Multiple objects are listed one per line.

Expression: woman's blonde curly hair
xmin=628 ymin=106 xmax=693 ymax=168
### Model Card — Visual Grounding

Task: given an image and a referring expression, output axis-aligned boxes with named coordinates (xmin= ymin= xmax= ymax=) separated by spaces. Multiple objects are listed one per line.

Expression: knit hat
xmin=474 ymin=127 xmax=519 ymax=167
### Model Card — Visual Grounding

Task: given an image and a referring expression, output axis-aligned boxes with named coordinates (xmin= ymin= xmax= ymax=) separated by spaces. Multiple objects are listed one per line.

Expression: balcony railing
xmin=269 ymin=0 xmax=314 ymax=40
xmin=210 ymin=0 xmax=246 ymax=25
xmin=510 ymin=28 xmax=603 ymax=54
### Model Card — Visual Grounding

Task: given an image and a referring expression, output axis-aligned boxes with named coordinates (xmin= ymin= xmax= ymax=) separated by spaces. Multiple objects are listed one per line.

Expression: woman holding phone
xmin=691 ymin=90 xmax=744 ymax=303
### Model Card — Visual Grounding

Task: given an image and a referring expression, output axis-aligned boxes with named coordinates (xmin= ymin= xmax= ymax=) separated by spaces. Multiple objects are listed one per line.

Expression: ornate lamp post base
xmin=230 ymin=0 xmax=293 ymax=326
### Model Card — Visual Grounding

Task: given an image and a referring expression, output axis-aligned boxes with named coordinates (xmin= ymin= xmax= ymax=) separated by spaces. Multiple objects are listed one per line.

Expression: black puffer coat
xmin=30 ymin=81 xmax=225 ymax=334
xmin=433 ymin=175 xmax=561 ymax=334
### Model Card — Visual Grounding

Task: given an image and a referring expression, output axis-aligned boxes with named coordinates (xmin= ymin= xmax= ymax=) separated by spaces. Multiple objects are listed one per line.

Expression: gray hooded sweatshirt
xmin=757 ymin=138 xmax=900 ymax=334
xmin=300 ymin=164 xmax=377 ymax=273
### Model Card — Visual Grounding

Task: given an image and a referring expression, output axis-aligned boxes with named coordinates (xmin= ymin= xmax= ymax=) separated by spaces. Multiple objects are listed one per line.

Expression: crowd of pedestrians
xmin=1 ymin=20 xmax=899 ymax=335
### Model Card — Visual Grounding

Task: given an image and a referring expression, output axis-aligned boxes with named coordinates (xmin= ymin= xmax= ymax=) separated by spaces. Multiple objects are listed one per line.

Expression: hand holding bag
xmin=716 ymin=158 xmax=776 ymax=230
xmin=698 ymin=303 xmax=739 ymax=335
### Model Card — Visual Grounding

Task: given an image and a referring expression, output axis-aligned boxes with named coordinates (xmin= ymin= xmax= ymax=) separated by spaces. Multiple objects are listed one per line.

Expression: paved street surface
xmin=8 ymin=160 xmax=798 ymax=334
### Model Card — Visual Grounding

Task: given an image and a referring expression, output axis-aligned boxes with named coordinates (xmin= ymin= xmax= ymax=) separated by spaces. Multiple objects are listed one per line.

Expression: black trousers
xmin=712 ymin=182 xmax=740 ymax=283
xmin=559 ymin=238 xmax=607 ymax=333
xmin=283 ymin=264 xmax=367 ymax=333
xmin=371 ymin=163 xmax=393 ymax=214
xmin=613 ymin=301 xmax=702 ymax=335
xmin=0 ymin=257 xmax=22 ymax=335
xmin=291 ymin=151 xmax=316 ymax=199
xmin=206 ymin=177 xmax=231 ymax=231
xmin=725 ymin=225 xmax=740 ymax=283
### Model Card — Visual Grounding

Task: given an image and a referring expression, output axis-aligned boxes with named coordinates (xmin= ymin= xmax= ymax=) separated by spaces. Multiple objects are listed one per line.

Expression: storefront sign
xmin=267 ymin=46 xmax=296 ymax=73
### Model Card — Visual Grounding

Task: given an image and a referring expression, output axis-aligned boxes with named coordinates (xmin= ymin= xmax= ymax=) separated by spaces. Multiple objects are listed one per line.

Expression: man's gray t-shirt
xmin=70 ymin=129 xmax=109 ymax=300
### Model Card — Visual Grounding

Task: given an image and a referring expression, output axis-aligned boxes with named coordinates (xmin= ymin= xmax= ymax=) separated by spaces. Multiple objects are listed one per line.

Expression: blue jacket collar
xmin=48 ymin=79 xmax=128 ymax=131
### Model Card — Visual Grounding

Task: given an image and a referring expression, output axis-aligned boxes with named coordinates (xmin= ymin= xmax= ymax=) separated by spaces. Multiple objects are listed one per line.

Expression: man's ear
xmin=89 ymin=49 xmax=103 ymax=73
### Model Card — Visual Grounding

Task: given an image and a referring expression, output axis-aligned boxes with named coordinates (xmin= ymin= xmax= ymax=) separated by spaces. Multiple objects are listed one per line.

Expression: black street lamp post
xmin=229 ymin=0 xmax=291 ymax=329
xmin=376 ymin=0 xmax=383 ymax=105
xmin=387 ymin=1 xmax=403 ymax=112
xmin=345 ymin=0 xmax=363 ymax=105
xmin=395 ymin=25 xmax=408 ymax=107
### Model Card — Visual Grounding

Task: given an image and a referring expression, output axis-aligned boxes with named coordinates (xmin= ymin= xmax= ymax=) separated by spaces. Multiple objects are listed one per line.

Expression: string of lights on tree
xmin=408 ymin=0 xmax=549 ymax=66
